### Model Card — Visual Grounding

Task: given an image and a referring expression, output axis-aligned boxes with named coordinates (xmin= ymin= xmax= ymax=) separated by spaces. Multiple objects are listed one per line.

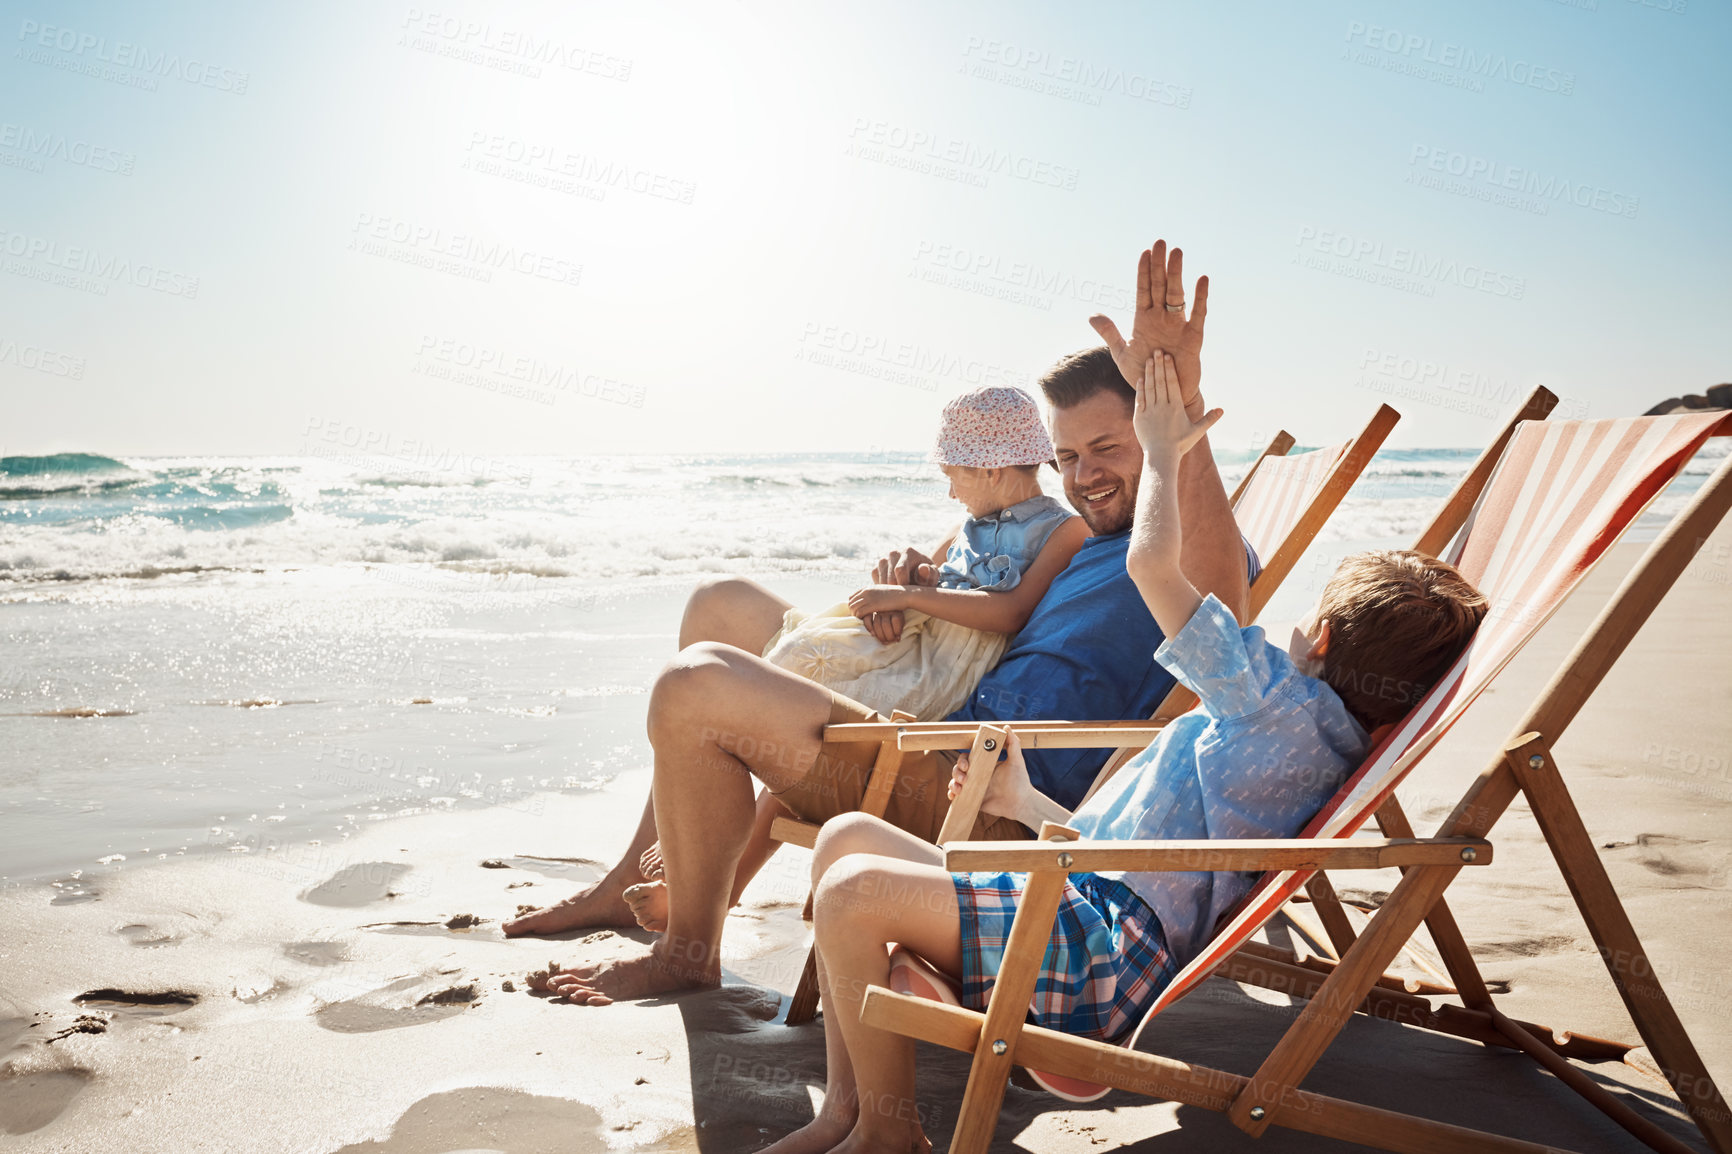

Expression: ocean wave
xmin=0 ymin=452 xmax=149 ymax=500
xmin=0 ymin=446 xmax=1717 ymax=586
xmin=0 ymin=452 xmax=133 ymax=476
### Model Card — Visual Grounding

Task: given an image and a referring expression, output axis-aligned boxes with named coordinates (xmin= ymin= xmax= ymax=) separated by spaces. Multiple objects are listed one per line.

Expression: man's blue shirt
xmin=947 ymin=529 xmax=1261 ymax=811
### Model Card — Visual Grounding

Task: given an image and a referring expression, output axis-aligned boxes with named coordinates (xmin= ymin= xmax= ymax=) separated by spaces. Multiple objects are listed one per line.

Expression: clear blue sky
xmin=2 ymin=0 xmax=1727 ymax=456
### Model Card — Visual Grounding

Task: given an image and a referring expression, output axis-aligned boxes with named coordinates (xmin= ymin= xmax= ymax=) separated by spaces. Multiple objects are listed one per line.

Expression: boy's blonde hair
xmin=1315 ymin=550 xmax=1488 ymax=729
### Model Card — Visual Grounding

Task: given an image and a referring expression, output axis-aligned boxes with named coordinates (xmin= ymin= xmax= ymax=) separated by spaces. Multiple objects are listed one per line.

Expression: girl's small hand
xmin=1132 ymin=352 xmax=1222 ymax=458
xmin=848 ymin=585 xmax=908 ymax=619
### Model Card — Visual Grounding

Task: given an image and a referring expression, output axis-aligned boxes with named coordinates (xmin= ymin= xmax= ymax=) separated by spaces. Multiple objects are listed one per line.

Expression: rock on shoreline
xmin=1646 ymin=383 xmax=1732 ymax=415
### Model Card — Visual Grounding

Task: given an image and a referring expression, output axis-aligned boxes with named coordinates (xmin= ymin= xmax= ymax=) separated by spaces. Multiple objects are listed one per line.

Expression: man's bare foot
xmin=503 ymin=880 xmax=637 ymax=937
xmin=623 ymin=880 xmax=669 ymax=932
xmin=539 ymin=942 xmax=720 ymax=1005
xmin=638 ymin=842 xmax=664 ymax=880
xmin=757 ymin=1111 xmax=855 ymax=1154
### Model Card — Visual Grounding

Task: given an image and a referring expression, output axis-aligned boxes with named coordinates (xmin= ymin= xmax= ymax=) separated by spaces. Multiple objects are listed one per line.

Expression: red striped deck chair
xmin=861 ymin=410 xmax=1732 ymax=1154
xmin=775 ymin=407 xmax=1400 ymax=1025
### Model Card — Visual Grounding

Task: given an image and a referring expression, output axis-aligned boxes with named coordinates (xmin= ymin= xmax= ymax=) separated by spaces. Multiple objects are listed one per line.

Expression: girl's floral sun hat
xmin=931 ymin=386 xmax=1054 ymax=469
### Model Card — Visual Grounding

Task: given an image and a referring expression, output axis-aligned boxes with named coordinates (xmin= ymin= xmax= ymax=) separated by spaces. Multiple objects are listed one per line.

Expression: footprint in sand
xmin=326 ymin=1087 xmax=606 ymax=1153
xmin=0 ymin=1067 xmax=92 ymax=1135
xmin=48 ymin=876 xmax=99 ymax=906
xmin=300 ymin=862 xmax=413 ymax=908
xmin=314 ymin=974 xmax=480 ymax=1034
xmin=283 ymin=940 xmax=350 ymax=967
xmin=116 ymin=923 xmax=184 ymax=948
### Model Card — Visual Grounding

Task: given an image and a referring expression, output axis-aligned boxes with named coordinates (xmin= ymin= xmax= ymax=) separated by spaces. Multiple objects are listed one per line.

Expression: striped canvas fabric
xmin=1233 ymin=442 xmax=1351 ymax=563
xmin=1131 ymin=412 xmax=1730 ymax=1035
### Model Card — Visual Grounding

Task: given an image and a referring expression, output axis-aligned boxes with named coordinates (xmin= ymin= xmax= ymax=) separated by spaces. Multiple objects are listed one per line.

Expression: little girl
xmin=763 ymin=385 xmax=1087 ymax=721
xmin=620 ymin=386 xmax=1086 ymax=935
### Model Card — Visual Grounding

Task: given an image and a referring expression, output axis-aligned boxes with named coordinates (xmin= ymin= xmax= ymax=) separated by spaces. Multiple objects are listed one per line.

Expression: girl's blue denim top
xmin=934 ymin=494 xmax=1073 ymax=593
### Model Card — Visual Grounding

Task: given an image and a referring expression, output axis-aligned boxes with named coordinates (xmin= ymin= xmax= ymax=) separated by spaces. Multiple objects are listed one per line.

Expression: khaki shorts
xmin=770 ymin=691 xmax=1031 ymax=845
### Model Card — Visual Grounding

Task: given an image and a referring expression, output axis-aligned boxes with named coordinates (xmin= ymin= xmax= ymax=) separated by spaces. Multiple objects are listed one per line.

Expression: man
xmin=514 ymin=240 xmax=1255 ymax=1004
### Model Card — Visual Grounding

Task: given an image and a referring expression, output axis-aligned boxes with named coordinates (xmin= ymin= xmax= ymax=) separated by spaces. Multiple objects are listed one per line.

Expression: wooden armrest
xmin=942 ymin=836 xmax=1493 ymax=873
xmin=818 ymin=719 xmax=1169 ymax=750
xmin=770 ymin=816 xmax=819 ymax=849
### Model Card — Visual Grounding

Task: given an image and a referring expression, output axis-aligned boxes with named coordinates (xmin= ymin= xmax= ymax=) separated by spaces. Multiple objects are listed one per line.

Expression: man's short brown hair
xmin=1038 ymin=346 xmax=1133 ymax=411
xmin=1315 ymin=550 xmax=1488 ymax=729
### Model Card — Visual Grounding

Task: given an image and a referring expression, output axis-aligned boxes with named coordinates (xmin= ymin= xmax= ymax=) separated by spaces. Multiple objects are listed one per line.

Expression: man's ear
xmin=1307 ymin=618 xmax=1332 ymax=663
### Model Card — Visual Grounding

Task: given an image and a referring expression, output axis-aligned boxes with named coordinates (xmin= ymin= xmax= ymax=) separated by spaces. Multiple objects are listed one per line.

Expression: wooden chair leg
xmin=947 ymin=823 xmax=1078 ymax=1154
xmin=785 ymin=948 xmax=822 ymax=1026
xmin=1375 ymin=795 xmax=1495 ymax=1009
xmin=1228 ymin=861 xmax=1464 ymax=1137
xmin=1508 ymin=734 xmax=1732 ymax=1154
xmin=1301 ymin=871 xmax=1358 ymax=958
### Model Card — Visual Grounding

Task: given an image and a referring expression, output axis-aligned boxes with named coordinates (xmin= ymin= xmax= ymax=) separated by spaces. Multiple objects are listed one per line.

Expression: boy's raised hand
xmin=947 ymin=730 xmax=1033 ymax=819
xmin=1133 ymin=353 xmax=1222 ymax=459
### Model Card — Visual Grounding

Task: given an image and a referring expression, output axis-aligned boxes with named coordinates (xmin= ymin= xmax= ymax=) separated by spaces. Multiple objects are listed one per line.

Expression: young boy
xmin=762 ymin=354 xmax=1488 ymax=1154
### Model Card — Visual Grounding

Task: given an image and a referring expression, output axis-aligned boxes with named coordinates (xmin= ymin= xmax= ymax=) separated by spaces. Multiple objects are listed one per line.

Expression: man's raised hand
xmin=1089 ymin=239 xmax=1209 ymax=416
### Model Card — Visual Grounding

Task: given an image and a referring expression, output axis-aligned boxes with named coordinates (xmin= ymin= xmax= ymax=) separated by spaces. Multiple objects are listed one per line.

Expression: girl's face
xmin=941 ymin=466 xmax=999 ymax=518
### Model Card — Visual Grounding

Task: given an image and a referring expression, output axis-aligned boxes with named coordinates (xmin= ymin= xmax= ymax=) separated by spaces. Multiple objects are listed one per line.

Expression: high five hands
xmin=1132 ymin=352 xmax=1222 ymax=461
xmin=1089 ymin=240 xmax=1208 ymax=418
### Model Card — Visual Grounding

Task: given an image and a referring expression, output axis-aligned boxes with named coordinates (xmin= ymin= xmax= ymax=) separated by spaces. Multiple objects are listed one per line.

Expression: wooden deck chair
xmin=859 ymin=409 xmax=1732 ymax=1154
xmin=774 ymin=407 xmax=1401 ymax=1025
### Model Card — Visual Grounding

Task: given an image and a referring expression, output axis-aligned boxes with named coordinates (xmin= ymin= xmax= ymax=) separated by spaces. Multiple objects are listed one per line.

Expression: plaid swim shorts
xmin=952 ymin=869 xmax=1175 ymax=1043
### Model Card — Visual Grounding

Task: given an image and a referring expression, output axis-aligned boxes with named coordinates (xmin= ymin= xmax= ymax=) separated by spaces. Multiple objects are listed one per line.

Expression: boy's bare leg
xmin=814 ymin=848 xmax=960 ymax=1153
xmin=504 ymin=577 xmax=792 ymax=937
xmin=541 ymin=643 xmax=836 ymax=1002
xmin=762 ymin=814 xmax=948 ymax=1154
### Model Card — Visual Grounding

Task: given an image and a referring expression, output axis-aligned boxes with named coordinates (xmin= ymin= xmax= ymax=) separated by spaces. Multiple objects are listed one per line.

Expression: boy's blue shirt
xmin=1067 ymin=594 xmax=1371 ymax=969
xmin=949 ymin=531 xmax=1261 ymax=811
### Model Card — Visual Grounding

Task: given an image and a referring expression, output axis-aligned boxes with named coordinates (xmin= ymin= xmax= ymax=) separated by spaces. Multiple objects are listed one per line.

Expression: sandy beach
xmin=1 ymin=517 xmax=1728 ymax=1154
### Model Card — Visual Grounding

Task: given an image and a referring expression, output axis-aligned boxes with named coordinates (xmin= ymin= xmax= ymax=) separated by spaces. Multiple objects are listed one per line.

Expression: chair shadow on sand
xmin=675 ymin=909 xmax=1707 ymax=1154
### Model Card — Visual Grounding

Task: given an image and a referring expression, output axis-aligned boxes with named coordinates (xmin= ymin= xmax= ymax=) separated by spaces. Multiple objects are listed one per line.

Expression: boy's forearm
xmin=1127 ymin=448 xmax=1185 ymax=585
xmin=1175 ymin=430 xmax=1248 ymax=622
xmin=1013 ymin=785 xmax=1072 ymax=831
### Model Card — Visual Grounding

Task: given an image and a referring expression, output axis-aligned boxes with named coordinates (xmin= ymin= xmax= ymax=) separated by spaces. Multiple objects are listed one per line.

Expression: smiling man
xmin=514 ymin=241 xmax=1258 ymax=1005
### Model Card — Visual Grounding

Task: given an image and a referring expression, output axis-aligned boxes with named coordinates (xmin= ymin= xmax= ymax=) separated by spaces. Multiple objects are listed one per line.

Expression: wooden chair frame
xmin=859 ymin=419 xmax=1732 ymax=1154
xmin=774 ymin=405 xmax=1407 ymax=1024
